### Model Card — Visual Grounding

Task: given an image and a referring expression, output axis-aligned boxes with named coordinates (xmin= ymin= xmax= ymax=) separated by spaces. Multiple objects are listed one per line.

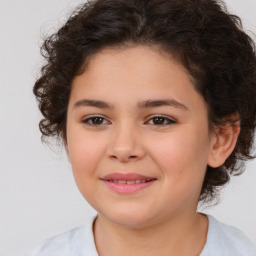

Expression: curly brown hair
xmin=34 ymin=0 xmax=256 ymax=203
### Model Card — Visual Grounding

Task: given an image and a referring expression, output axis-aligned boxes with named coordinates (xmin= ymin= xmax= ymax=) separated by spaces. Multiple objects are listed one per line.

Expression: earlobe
xmin=207 ymin=119 xmax=240 ymax=168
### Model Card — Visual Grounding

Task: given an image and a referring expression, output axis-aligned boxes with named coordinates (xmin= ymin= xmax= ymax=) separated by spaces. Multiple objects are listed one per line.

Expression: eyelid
xmin=145 ymin=114 xmax=177 ymax=125
xmin=81 ymin=114 xmax=177 ymax=127
xmin=81 ymin=114 xmax=111 ymax=126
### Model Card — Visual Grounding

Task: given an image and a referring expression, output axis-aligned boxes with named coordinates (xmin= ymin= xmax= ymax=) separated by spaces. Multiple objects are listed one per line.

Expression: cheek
xmin=148 ymin=127 xmax=210 ymax=182
xmin=67 ymin=135 xmax=106 ymax=202
xmin=147 ymin=130 xmax=210 ymax=209
xmin=67 ymin=131 xmax=106 ymax=178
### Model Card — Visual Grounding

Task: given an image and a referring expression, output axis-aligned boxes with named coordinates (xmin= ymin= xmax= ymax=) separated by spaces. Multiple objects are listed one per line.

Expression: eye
xmin=146 ymin=115 xmax=177 ymax=126
xmin=82 ymin=115 xmax=110 ymax=126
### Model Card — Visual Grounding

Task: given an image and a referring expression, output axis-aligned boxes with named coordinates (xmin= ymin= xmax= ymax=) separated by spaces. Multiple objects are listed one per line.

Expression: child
xmin=23 ymin=0 xmax=256 ymax=255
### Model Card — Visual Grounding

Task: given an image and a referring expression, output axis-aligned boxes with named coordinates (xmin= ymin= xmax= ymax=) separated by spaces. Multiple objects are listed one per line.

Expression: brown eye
xmin=91 ymin=117 xmax=104 ymax=125
xmin=146 ymin=115 xmax=176 ymax=126
xmin=82 ymin=116 xmax=109 ymax=126
xmin=152 ymin=117 xmax=166 ymax=125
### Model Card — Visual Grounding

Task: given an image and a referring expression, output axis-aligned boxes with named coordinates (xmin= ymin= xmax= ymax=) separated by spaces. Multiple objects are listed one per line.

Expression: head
xmin=35 ymin=0 xmax=256 ymax=206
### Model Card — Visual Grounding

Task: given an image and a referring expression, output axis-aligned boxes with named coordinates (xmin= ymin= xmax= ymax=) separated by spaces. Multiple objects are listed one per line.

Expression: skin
xmin=66 ymin=45 xmax=240 ymax=256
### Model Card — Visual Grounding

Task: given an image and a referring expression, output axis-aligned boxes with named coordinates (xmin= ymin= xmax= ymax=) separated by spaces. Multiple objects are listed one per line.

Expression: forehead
xmin=69 ymin=45 xmax=209 ymax=119
xmin=72 ymin=45 xmax=196 ymax=97
xmin=87 ymin=45 xmax=189 ymax=79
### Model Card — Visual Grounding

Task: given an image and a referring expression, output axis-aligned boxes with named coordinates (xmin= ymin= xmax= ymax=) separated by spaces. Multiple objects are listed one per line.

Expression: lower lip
xmin=102 ymin=180 xmax=156 ymax=193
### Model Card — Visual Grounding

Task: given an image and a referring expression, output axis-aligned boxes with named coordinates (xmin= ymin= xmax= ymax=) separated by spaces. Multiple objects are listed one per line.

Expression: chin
xmin=98 ymin=205 xmax=158 ymax=228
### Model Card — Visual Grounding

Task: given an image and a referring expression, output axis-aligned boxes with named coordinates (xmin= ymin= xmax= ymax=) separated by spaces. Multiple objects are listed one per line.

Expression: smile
xmin=109 ymin=180 xmax=148 ymax=184
xmin=101 ymin=173 xmax=157 ymax=193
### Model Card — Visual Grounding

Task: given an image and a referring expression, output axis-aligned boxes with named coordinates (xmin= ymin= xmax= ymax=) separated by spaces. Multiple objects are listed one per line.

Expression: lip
xmin=101 ymin=172 xmax=157 ymax=194
xmin=101 ymin=172 xmax=156 ymax=181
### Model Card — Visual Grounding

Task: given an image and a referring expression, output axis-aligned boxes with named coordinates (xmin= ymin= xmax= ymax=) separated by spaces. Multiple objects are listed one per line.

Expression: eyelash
xmin=81 ymin=115 xmax=177 ymax=127
xmin=82 ymin=115 xmax=110 ymax=126
xmin=145 ymin=115 xmax=177 ymax=126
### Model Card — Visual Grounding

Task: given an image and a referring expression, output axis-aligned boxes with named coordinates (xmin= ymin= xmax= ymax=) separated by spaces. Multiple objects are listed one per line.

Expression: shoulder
xmin=200 ymin=215 xmax=256 ymax=256
xmin=20 ymin=216 xmax=98 ymax=256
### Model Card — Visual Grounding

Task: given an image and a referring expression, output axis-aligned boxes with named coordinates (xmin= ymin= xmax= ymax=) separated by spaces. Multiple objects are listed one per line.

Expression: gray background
xmin=0 ymin=1 xmax=255 ymax=255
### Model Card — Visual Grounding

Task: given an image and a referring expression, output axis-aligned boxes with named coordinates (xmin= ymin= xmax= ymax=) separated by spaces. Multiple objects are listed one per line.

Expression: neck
xmin=93 ymin=211 xmax=208 ymax=256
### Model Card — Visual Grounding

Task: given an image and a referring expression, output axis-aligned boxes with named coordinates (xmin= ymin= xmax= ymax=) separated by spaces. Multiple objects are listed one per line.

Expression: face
xmin=66 ymin=45 xmax=216 ymax=228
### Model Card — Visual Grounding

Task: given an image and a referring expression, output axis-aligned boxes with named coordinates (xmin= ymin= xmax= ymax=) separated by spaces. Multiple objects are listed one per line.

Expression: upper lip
xmin=101 ymin=172 xmax=157 ymax=181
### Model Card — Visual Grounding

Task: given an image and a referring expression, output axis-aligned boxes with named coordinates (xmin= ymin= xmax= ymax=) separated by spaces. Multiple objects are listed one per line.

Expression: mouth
xmin=101 ymin=173 xmax=157 ymax=193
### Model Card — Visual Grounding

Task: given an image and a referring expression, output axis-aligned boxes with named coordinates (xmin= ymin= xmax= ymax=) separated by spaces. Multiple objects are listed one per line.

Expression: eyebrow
xmin=73 ymin=99 xmax=113 ymax=109
xmin=73 ymin=98 xmax=188 ymax=111
xmin=137 ymin=99 xmax=188 ymax=111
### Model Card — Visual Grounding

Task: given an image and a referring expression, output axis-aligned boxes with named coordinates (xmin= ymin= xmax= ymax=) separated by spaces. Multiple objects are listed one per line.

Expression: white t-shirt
xmin=21 ymin=215 xmax=256 ymax=256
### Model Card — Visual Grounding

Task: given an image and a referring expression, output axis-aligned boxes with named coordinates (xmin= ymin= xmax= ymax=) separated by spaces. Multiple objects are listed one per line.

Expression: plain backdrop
xmin=0 ymin=0 xmax=255 ymax=255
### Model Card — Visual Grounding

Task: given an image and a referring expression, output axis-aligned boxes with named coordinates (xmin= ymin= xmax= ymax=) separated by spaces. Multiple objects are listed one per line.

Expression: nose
xmin=106 ymin=123 xmax=146 ymax=163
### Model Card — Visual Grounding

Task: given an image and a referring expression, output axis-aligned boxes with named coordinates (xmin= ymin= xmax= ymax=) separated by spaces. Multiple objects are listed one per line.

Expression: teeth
xmin=115 ymin=180 xmax=126 ymax=184
xmin=111 ymin=180 xmax=148 ymax=184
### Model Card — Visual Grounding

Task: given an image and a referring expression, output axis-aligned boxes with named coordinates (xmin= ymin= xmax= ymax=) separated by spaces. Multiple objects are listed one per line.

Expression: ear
xmin=207 ymin=115 xmax=240 ymax=168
